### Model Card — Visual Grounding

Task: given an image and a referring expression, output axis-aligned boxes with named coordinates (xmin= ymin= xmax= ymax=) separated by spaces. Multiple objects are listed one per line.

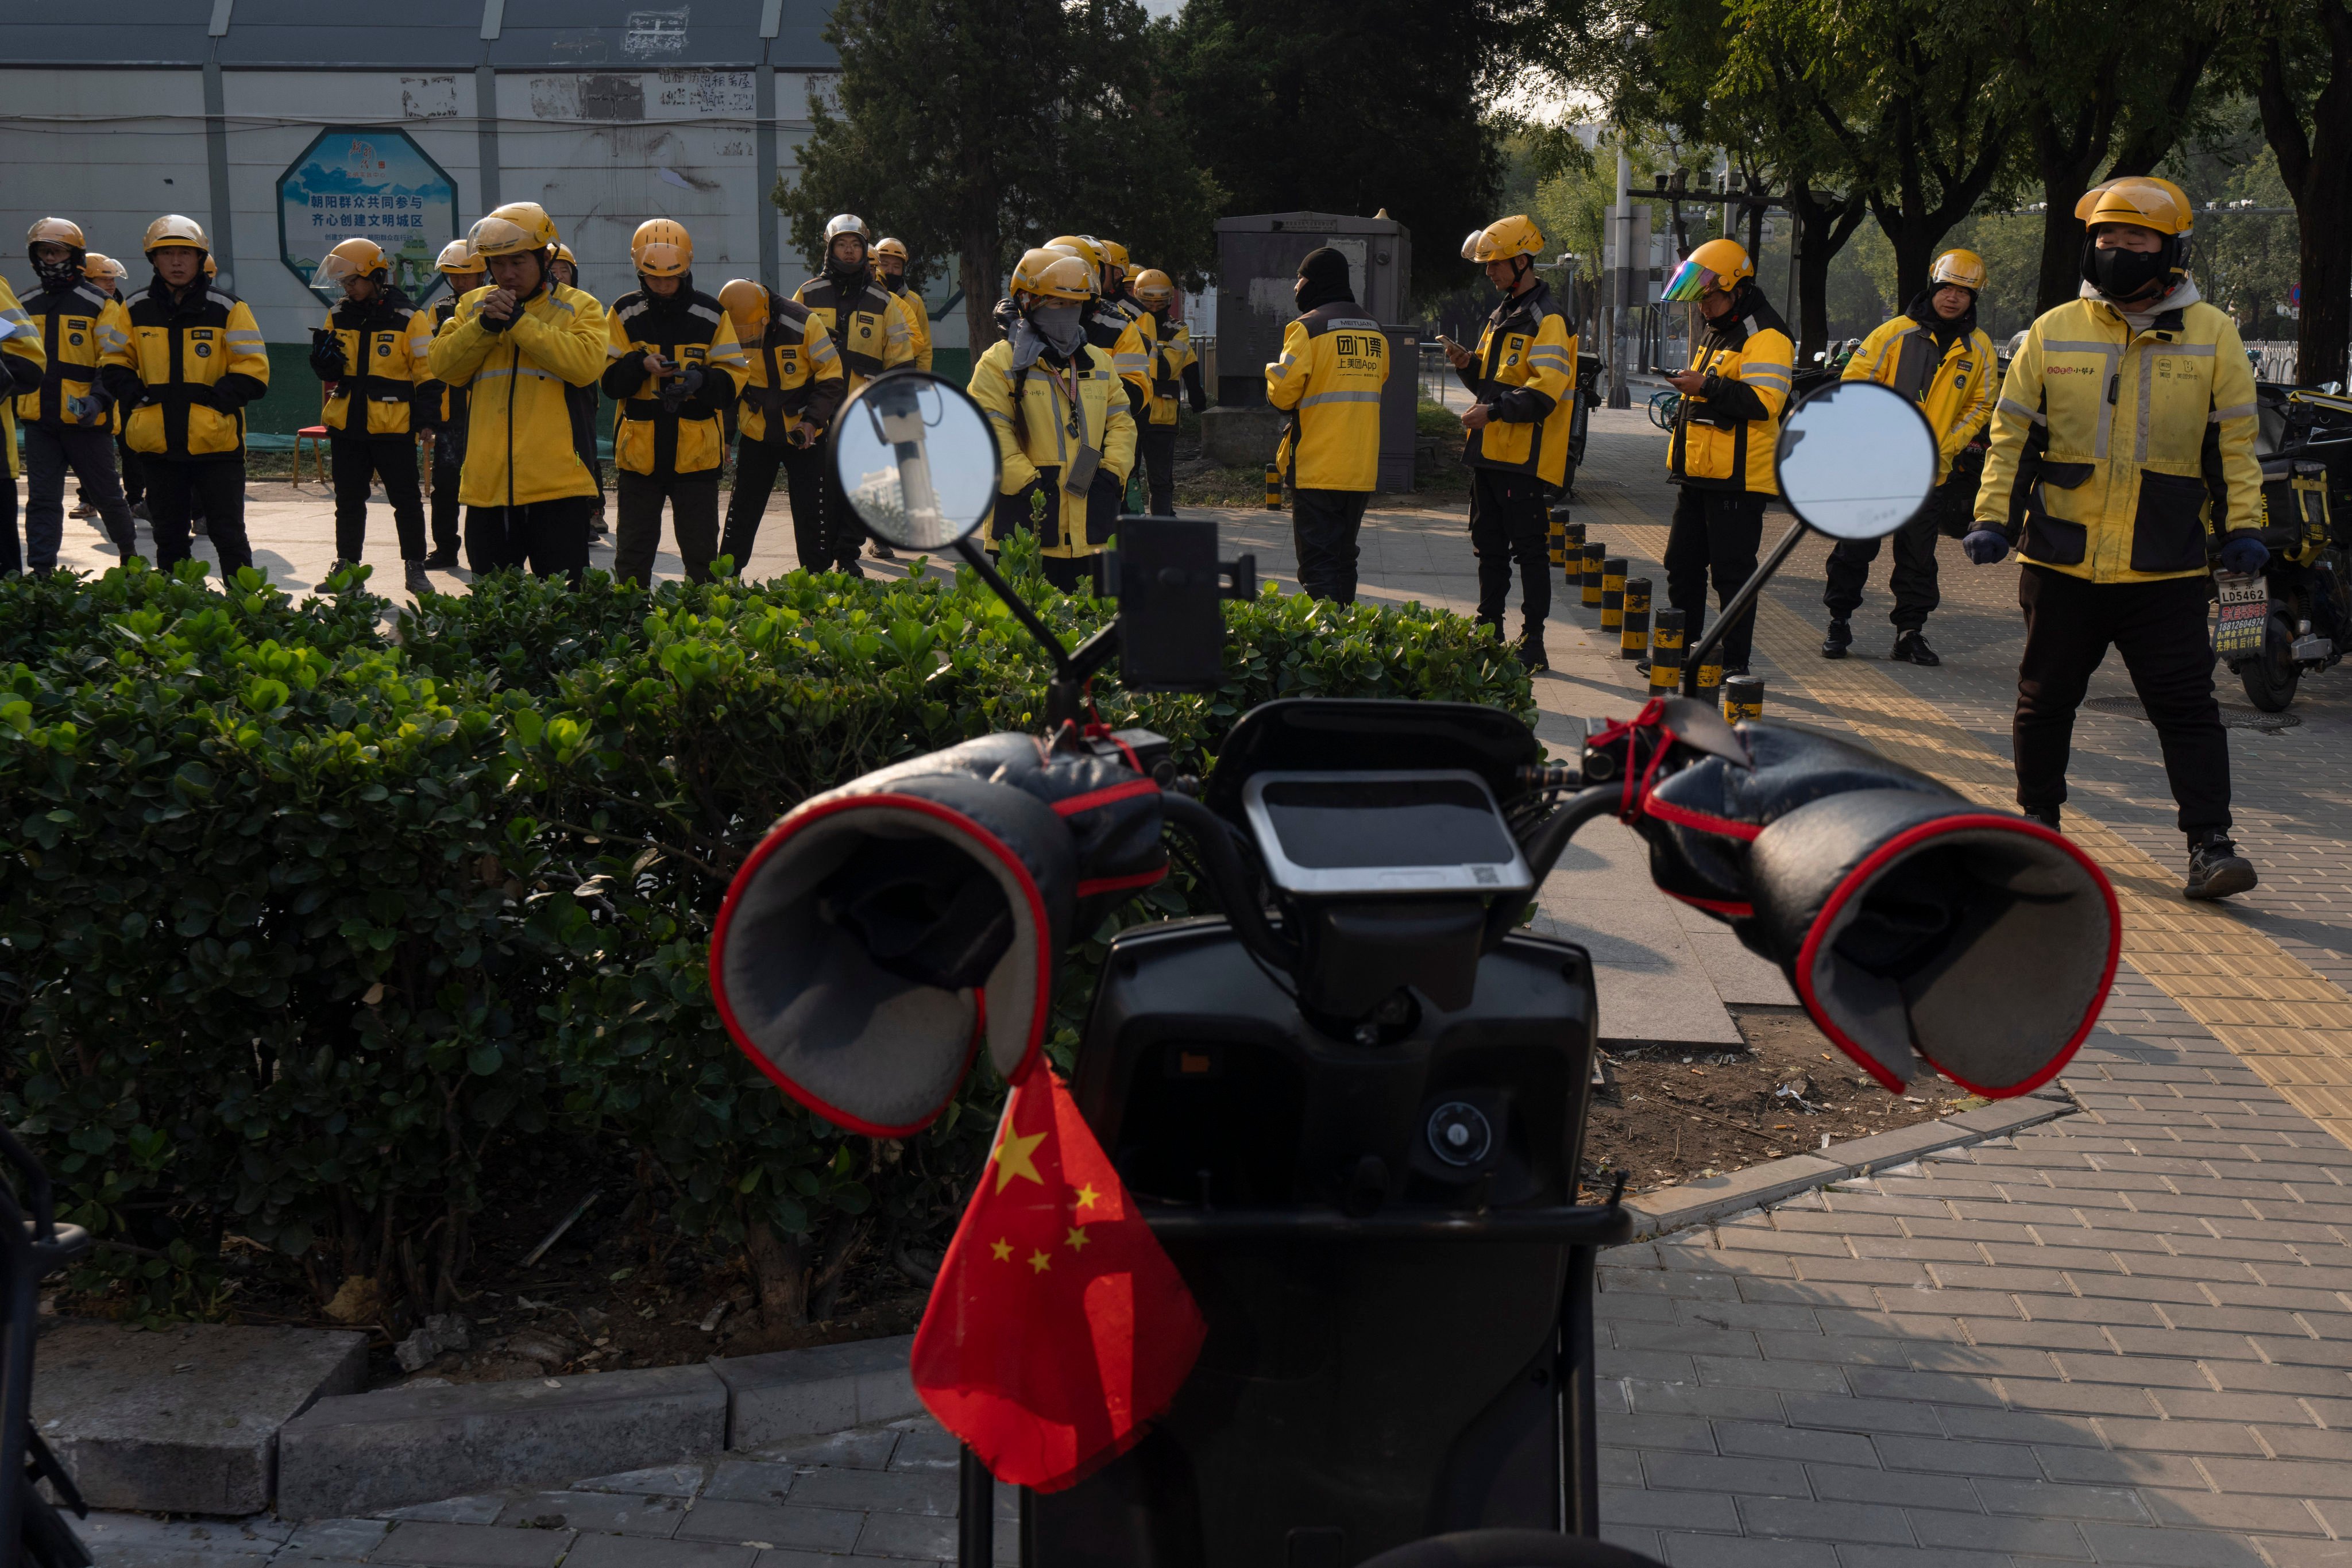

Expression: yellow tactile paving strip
xmin=1589 ymin=512 xmax=2352 ymax=1146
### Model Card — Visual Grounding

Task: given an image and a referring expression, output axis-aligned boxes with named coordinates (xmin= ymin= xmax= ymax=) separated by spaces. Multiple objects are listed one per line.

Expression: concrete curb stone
xmin=1620 ymin=1093 xmax=2075 ymax=1240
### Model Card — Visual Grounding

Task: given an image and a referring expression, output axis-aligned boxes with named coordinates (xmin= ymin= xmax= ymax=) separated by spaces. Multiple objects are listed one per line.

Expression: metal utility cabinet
xmin=1215 ymin=212 xmax=1419 ymax=492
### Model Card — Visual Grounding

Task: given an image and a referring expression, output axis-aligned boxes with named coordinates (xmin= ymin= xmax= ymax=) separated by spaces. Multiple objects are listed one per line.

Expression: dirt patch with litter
xmin=1578 ymin=1006 xmax=1987 ymax=1198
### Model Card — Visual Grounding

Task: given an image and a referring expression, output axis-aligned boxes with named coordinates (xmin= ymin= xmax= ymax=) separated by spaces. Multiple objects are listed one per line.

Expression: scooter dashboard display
xmin=1239 ymin=769 xmax=1534 ymax=897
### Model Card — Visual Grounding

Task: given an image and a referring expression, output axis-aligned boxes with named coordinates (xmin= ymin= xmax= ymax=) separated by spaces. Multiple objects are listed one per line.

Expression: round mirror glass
xmin=1774 ymin=380 xmax=1938 ymax=541
xmin=833 ymin=370 xmax=1002 ymax=551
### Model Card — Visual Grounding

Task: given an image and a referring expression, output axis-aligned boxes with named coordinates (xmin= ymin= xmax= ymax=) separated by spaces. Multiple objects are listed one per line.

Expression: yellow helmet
xmin=469 ymin=202 xmax=559 ymax=258
xmin=1132 ymin=267 xmax=1175 ymax=306
xmin=435 ymin=238 xmax=484 ymax=276
xmin=1662 ymin=237 xmax=1754 ymax=301
xmin=2074 ymin=176 xmax=2192 ymax=237
xmin=82 ymin=252 xmax=125 ymax=286
xmin=27 ymin=218 xmax=85 ymax=253
xmin=203 ymin=254 xmax=217 ymax=278
xmin=553 ymin=242 xmax=577 ymax=265
xmin=1929 ymin=249 xmax=1987 ymax=293
xmin=1095 ymin=237 xmax=1130 ymax=278
xmin=872 ymin=237 xmax=909 ymax=266
xmin=142 ymin=214 xmax=208 ymax=258
xmin=631 ymin=218 xmax=692 ymax=277
xmin=1044 ymin=234 xmax=1104 ymax=293
xmin=1467 ymin=215 xmax=1544 ymax=265
xmin=1011 ymin=248 xmax=1094 ymax=304
xmin=312 ymin=237 xmax=389 ymax=289
xmin=718 ymin=278 xmax=770 ymax=338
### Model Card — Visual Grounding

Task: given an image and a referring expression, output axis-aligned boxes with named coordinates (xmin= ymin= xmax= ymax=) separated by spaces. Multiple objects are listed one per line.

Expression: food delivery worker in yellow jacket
xmin=969 ymin=249 xmax=1136 ymax=595
xmin=0 ymin=271 xmax=48 ymax=576
xmin=716 ymin=278 xmax=845 ymax=571
xmin=1969 ymin=175 xmax=2265 ymax=901
xmin=871 ymin=238 xmax=932 ymax=373
xmin=1131 ymin=267 xmax=1206 ymax=516
xmin=308 ymin=237 xmax=437 ymax=593
xmin=797 ymin=214 xmax=915 ymax=571
xmin=413 ymin=238 xmax=488 ymax=570
xmin=1267 ymin=246 xmax=1388 ymax=605
xmin=1444 ymin=214 xmax=1578 ymax=668
xmin=600 ymin=218 xmax=748 ymax=588
xmin=1660 ymin=236 xmax=1793 ymax=678
xmin=99 ymin=215 xmax=270 ymax=577
xmin=1821 ymin=248 xmax=1998 ymax=667
xmin=14 ymin=218 xmax=138 ymax=570
xmin=424 ymin=202 xmax=608 ymax=582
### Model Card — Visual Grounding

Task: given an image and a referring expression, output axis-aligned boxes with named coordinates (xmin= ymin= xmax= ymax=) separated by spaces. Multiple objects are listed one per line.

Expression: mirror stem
xmin=1681 ymin=516 xmax=1808 ymax=696
xmin=953 ymin=536 xmax=1076 ymax=680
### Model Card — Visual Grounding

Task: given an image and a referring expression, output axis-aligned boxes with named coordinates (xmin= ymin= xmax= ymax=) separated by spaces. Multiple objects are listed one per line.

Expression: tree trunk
xmin=963 ymin=217 xmax=1002 ymax=363
xmin=2298 ymin=218 xmax=2352 ymax=387
xmin=2257 ymin=3 xmax=2352 ymax=387
xmin=1789 ymin=185 xmax=1869 ymax=362
xmin=744 ymin=1217 xmax=810 ymax=1327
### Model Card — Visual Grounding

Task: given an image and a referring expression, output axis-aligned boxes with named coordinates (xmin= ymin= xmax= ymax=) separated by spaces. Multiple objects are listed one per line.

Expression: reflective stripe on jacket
xmin=1975 ymin=294 xmax=2263 ymax=584
xmin=1841 ymin=314 xmax=1995 ymax=483
xmin=794 ymin=276 xmax=913 ymax=391
xmin=736 ymin=297 xmax=845 ymax=447
xmin=601 ymin=287 xmax=748 ymax=477
xmin=0 ymin=276 xmax=37 ymax=478
xmin=968 ymin=339 xmax=1137 ymax=559
xmin=1463 ymin=279 xmax=1577 ymax=486
xmin=101 ymin=279 xmax=270 ymax=462
xmin=424 ymin=281 xmax=608 ymax=508
xmin=16 ymin=280 xmax=125 ymax=429
xmin=319 ymin=288 xmax=435 ymax=439
xmin=887 ymin=284 xmax=933 ymax=373
xmin=1266 ymin=304 xmax=1388 ymax=492
xmin=1667 ymin=298 xmax=1792 ymax=495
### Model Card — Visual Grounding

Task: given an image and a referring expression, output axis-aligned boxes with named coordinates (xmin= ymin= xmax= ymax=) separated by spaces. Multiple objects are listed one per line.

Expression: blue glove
xmin=2218 ymin=535 xmax=2270 ymax=576
xmin=1962 ymin=529 xmax=2010 ymax=565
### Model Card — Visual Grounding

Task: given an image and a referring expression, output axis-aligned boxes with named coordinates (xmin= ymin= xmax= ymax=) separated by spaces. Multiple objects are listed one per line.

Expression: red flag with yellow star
xmin=910 ymin=1063 xmax=1206 ymax=1492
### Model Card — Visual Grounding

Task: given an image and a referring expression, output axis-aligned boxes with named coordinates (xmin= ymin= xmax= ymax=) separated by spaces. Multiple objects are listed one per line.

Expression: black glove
xmin=308 ymin=329 xmax=347 ymax=379
xmin=659 ymin=363 xmax=705 ymax=412
xmin=183 ymin=384 xmax=229 ymax=412
xmin=482 ymin=304 xmax=517 ymax=335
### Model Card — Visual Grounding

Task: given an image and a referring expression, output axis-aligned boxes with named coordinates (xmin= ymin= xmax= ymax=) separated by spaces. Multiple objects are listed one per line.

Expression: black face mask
xmin=2086 ymin=243 xmax=2169 ymax=304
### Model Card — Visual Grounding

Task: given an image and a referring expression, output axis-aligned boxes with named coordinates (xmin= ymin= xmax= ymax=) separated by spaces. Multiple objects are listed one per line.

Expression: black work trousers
xmin=149 ymin=459 xmax=251 ymax=576
xmin=1292 ymin=488 xmax=1370 ymax=604
xmin=1470 ymin=467 xmax=1551 ymax=635
xmin=822 ymin=450 xmax=864 ymax=568
xmin=1139 ymin=424 xmax=1178 ymax=516
xmin=614 ymin=469 xmax=721 ymax=586
xmin=429 ymin=438 xmax=464 ymax=560
xmin=1665 ymin=484 xmax=1767 ymax=673
xmin=1824 ymin=495 xmax=1945 ymax=632
xmin=723 ymin=438 xmax=789 ymax=571
xmin=117 ymin=433 xmax=145 ymax=509
xmin=781 ymin=439 xmax=831 ymax=571
xmin=329 ymin=436 xmax=427 ymax=563
xmin=2014 ymin=563 xmax=2230 ymax=835
xmin=466 ymin=496 xmax=592 ymax=584
xmin=0 ymin=473 xmax=17 ymax=575
xmin=26 ymin=423 xmax=137 ymax=565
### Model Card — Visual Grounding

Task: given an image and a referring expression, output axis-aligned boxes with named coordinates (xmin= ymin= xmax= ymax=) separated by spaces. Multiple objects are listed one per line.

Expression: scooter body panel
xmin=1033 ymin=920 xmax=1599 ymax=1566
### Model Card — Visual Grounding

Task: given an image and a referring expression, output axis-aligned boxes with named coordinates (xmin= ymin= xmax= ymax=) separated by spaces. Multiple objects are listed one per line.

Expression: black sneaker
xmin=870 ymin=539 xmax=898 ymax=562
xmin=421 ymin=548 xmax=460 ymax=570
xmin=404 ymin=562 xmax=433 ymax=596
xmin=1892 ymin=629 xmax=1941 ymax=666
xmin=2184 ymin=834 xmax=2257 ymax=900
xmin=1821 ymin=619 xmax=1852 ymax=659
xmin=2021 ymin=808 xmax=2063 ymax=832
xmin=1517 ymin=632 xmax=1550 ymax=672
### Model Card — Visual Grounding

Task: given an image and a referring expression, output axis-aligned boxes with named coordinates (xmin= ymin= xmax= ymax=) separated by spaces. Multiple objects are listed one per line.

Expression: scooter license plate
xmin=2214 ymin=573 xmax=2269 ymax=661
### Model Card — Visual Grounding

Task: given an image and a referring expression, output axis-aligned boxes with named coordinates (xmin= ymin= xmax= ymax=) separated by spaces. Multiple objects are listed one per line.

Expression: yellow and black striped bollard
xmin=1600 ymin=557 xmax=1627 ymax=634
xmin=1723 ymin=673 xmax=1766 ymax=724
xmin=1581 ymin=542 xmax=1606 ymax=608
xmin=1548 ymin=509 xmax=1567 ymax=568
xmin=1561 ymin=521 xmax=1586 ymax=594
xmin=1264 ymin=464 xmax=1282 ymax=509
xmin=1694 ymin=658 xmax=1724 ymax=705
xmin=1620 ymin=577 xmax=1651 ymax=660
xmin=1648 ymin=608 xmax=1684 ymax=695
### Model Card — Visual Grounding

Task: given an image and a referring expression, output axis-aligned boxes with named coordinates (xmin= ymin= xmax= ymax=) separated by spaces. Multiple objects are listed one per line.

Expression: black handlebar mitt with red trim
xmin=1634 ymin=721 xmax=1950 ymax=918
xmin=709 ymin=734 xmax=1168 ymax=1137
xmin=1632 ymin=721 xmax=2118 ymax=1098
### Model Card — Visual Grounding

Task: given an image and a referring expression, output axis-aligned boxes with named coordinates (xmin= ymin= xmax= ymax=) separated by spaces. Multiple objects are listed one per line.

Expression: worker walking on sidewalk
xmin=1660 ymin=237 xmax=1792 ymax=679
xmin=1133 ymin=268 xmax=1206 ymax=516
xmin=1266 ymin=246 xmax=1388 ymax=604
xmin=15 ymin=218 xmax=140 ymax=569
xmin=1446 ymin=214 xmax=1578 ymax=668
xmin=1822 ymin=248 xmax=1996 ymax=666
xmin=1970 ymin=176 xmax=2264 ymax=900
xmin=715 ymin=278 xmax=845 ymax=572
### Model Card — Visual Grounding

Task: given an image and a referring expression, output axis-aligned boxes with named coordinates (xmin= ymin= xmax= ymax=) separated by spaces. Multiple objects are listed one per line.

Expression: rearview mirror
xmin=835 ymin=371 xmax=1001 ymax=551
xmin=1775 ymin=380 xmax=1939 ymax=541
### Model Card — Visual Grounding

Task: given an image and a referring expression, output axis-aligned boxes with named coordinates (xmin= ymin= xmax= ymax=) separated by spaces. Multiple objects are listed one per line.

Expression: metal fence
xmin=2245 ymin=341 xmax=2300 ymax=383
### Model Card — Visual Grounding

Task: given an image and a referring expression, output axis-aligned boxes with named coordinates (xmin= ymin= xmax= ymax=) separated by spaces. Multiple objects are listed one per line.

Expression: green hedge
xmin=0 ymin=543 xmax=1532 ymax=1331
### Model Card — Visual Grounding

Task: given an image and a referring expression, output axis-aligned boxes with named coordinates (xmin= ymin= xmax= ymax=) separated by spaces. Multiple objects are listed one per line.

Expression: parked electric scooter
xmin=710 ymin=372 xmax=2121 ymax=1567
xmin=2226 ymin=382 xmax=2352 ymax=711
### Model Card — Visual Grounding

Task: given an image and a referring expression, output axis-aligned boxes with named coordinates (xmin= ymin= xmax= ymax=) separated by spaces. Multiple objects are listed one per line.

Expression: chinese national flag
xmin=911 ymin=1064 xmax=1206 ymax=1492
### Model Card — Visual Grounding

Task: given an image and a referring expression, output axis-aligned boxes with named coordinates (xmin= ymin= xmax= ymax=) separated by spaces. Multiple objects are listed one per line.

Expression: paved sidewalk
xmin=76 ymin=1416 xmax=1015 ymax=1568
